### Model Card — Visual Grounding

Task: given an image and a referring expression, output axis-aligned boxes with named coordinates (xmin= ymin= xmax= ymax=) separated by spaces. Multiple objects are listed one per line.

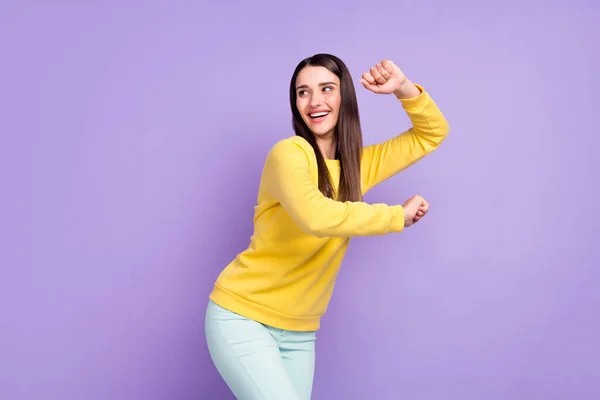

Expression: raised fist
xmin=403 ymin=195 xmax=429 ymax=227
xmin=360 ymin=60 xmax=407 ymax=95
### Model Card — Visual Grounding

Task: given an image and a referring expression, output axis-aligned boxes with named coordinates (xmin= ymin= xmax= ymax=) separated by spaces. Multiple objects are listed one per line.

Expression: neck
xmin=316 ymin=135 xmax=337 ymax=160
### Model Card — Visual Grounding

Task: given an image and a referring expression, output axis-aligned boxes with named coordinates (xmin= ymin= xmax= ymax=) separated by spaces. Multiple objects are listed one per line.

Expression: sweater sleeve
xmin=262 ymin=139 xmax=405 ymax=238
xmin=361 ymin=84 xmax=450 ymax=193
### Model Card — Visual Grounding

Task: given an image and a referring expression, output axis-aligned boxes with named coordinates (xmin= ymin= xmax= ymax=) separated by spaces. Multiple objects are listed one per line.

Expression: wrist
xmin=393 ymin=79 xmax=421 ymax=99
xmin=389 ymin=205 xmax=406 ymax=232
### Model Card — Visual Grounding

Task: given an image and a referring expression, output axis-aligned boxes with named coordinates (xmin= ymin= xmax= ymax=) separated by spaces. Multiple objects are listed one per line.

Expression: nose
xmin=309 ymin=92 xmax=325 ymax=108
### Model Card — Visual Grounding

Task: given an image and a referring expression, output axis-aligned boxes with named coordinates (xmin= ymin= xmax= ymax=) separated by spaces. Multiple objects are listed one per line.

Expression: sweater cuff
xmin=397 ymin=83 xmax=430 ymax=112
xmin=389 ymin=205 xmax=405 ymax=233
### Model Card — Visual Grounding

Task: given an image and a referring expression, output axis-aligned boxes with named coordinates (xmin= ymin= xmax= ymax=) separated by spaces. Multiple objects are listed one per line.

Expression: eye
xmin=297 ymin=89 xmax=308 ymax=97
xmin=323 ymin=86 xmax=333 ymax=92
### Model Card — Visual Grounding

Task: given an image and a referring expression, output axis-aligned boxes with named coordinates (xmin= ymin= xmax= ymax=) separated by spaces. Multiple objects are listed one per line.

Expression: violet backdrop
xmin=1 ymin=0 xmax=599 ymax=399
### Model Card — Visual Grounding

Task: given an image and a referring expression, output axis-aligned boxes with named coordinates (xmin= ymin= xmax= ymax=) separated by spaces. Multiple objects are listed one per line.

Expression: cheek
xmin=331 ymin=97 xmax=341 ymax=117
xmin=296 ymin=98 xmax=307 ymax=112
xmin=297 ymin=103 xmax=308 ymax=120
xmin=330 ymin=94 xmax=341 ymax=109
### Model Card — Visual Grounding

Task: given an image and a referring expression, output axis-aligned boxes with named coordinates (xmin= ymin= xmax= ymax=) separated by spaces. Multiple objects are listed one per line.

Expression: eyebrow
xmin=296 ymin=81 xmax=338 ymax=90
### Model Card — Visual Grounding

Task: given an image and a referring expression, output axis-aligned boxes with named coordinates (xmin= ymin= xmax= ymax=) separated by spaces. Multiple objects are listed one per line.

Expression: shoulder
xmin=266 ymin=135 xmax=316 ymax=165
xmin=269 ymin=135 xmax=313 ymax=154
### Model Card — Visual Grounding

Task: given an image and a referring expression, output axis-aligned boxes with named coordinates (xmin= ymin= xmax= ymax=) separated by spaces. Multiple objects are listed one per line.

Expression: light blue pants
xmin=205 ymin=300 xmax=317 ymax=399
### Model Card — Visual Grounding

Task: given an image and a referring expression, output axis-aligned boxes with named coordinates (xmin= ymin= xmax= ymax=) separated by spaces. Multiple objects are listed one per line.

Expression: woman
xmin=205 ymin=53 xmax=450 ymax=399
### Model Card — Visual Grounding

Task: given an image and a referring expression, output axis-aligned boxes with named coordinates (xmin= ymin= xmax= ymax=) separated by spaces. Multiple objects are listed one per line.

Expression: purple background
xmin=1 ymin=1 xmax=599 ymax=399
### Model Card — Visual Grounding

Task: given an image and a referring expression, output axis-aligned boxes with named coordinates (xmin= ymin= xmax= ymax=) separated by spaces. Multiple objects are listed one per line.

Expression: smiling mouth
xmin=309 ymin=111 xmax=330 ymax=121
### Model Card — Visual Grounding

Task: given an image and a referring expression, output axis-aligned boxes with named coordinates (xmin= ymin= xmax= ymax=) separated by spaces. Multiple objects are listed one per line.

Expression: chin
xmin=308 ymin=125 xmax=335 ymax=138
xmin=311 ymin=129 xmax=329 ymax=137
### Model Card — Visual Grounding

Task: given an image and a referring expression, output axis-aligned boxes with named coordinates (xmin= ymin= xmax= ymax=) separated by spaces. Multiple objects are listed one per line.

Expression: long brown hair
xmin=289 ymin=53 xmax=363 ymax=202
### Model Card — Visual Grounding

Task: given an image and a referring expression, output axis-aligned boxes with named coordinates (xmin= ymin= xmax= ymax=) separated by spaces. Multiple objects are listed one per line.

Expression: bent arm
xmin=361 ymin=84 xmax=450 ymax=193
xmin=263 ymin=139 xmax=405 ymax=238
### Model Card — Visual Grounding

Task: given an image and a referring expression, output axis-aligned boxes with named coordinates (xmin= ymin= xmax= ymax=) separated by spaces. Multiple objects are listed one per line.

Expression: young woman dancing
xmin=205 ymin=53 xmax=450 ymax=400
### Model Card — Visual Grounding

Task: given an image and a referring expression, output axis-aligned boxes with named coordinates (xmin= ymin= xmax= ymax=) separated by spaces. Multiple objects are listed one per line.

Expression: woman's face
xmin=295 ymin=66 xmax=341 ymax=140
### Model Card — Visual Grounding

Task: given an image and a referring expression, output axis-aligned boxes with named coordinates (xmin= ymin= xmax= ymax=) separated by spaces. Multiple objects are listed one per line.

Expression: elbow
xmin=295 ymin=214 xmax=333 ymax=238
xmin=430 ymin=118 xmax=451 ymax=148
xmin=435 ymin=117 xmax=450 ymax=142
xmin=440 ymin=112 xmax=451 ymax=136
xmin=302 ymin=219 xmax=328 ymax=238
xmin=288 ymin=202 xmax=333 ymax=238
xmin=441 ymin=118 xmax=450 ymax=138
xmin=417 ymin=116 xmax=451 ymax=150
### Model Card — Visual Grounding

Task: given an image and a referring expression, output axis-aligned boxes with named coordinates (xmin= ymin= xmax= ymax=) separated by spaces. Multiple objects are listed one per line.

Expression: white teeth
xmin=310 ymin=112 xmax=329 ymax=118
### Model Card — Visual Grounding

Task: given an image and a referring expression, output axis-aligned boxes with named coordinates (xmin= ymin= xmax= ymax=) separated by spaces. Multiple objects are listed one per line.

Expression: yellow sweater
xmin=209 ymin=84 xmax=449 ymax=331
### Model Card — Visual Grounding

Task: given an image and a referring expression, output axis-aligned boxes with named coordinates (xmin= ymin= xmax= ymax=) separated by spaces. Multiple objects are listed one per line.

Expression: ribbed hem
xmin=209 ymin=285 xmax=321 ymax=332
xmin=389 ymin=205 xmax=405 ymax=232
xmin=397 ymin=83 xmax=429 ymax=112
